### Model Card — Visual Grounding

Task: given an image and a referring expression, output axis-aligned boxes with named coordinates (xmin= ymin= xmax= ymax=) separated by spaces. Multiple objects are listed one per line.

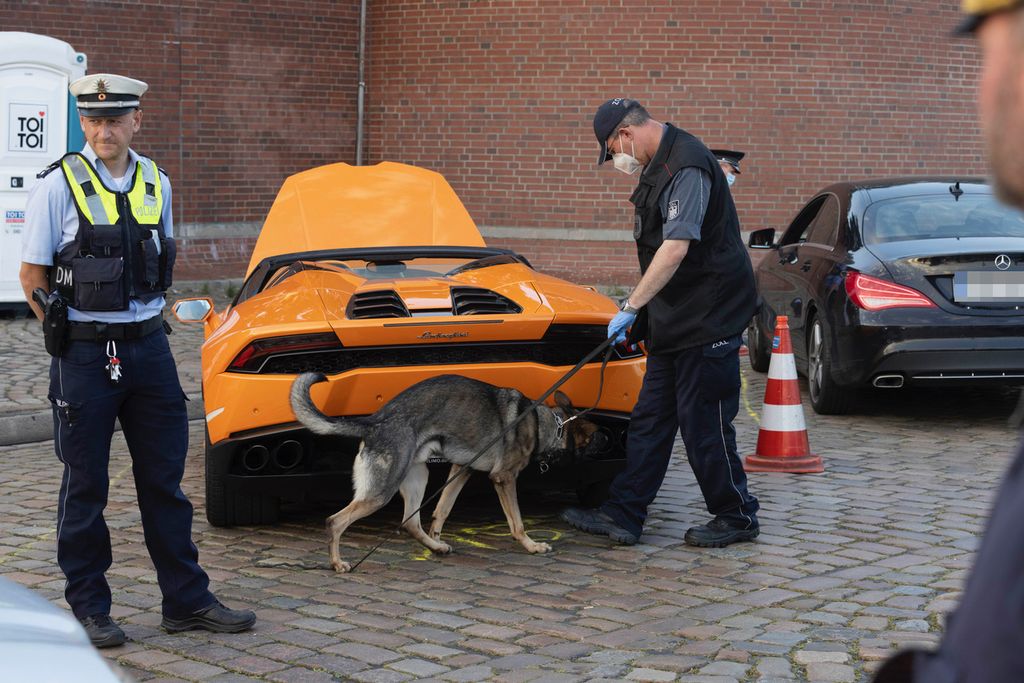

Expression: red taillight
xmin=845 ymin=272 xmax=936 ymax=310
xmin=228 ymin=332 xmax=343 ymax=372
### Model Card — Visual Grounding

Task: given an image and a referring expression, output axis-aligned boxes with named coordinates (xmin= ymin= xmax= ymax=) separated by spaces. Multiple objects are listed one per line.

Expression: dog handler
xmin=19 ymin=73 xmax=255 ymax=647
xmin=562 ymin=98 xmax=760 ymax=548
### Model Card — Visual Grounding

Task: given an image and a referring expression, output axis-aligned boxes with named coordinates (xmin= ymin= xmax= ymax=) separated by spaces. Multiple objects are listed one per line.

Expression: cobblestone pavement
xmin=0 ymin=288 xmax=1020 ymax=682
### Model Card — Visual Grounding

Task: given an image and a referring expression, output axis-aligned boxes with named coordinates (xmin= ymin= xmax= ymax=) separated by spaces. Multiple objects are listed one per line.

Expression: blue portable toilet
xmin=0 ymin=32 xmax=87 ymax=306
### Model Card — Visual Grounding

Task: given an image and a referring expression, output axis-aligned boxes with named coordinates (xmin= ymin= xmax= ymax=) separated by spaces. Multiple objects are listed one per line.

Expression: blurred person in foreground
xmin=874 ymin=1 xmax=1024 ymax=680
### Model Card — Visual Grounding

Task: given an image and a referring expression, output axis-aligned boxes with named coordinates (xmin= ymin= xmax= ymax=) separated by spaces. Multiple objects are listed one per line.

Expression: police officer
xmin=873 ymin=2 xmax=1024 ymax=681
xmin=19 ymin=73 xmax=255 ymax=648
xmin=561 ymin=98 xmax=760 ymax=547
xmin=710 ymin=149 xmax=745 ymax=189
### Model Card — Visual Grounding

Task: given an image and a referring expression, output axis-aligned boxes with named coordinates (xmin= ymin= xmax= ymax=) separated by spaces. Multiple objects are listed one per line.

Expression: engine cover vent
xmin=347 ymin=290 xmax=410 ymax=318
xmin=451 ymin=287 xmax=522 ymax=315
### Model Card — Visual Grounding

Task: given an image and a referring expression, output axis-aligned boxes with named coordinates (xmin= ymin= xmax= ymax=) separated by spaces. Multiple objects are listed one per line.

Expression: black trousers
xmin=602 ymin=334 xmax=759 ymax=537
xmin=47 ymin=328 xmax=213 ymax=620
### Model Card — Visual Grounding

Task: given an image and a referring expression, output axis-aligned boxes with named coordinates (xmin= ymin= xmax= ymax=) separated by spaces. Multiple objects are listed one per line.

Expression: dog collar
xmin=535 ymin=410 xmax=577 ymax=474
xmin=554 ymin=413 xmax=579 ymax=441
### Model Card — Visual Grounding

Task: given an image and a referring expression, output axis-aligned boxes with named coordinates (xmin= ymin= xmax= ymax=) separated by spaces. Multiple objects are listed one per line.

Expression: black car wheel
xmin=807 ymin=316 xmax=854 ymax=415
xmin=747 ymin=315 xmax=771 ymax=373
xmin=205 ymin=429 xmax=280 ymax=527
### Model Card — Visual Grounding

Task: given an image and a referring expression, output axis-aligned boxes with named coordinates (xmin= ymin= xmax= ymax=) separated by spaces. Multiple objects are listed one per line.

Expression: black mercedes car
xmin=747 ymin=177 xmax=1024 ymax=414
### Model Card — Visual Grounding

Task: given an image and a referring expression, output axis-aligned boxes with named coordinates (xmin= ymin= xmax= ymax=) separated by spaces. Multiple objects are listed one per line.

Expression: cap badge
xmin=96 ymin=78 xmax=108 ymax=101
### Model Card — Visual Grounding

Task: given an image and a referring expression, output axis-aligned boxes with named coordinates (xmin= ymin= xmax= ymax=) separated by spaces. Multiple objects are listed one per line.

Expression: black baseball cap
xmin=594 ymin=98 xmax=641 ymax=165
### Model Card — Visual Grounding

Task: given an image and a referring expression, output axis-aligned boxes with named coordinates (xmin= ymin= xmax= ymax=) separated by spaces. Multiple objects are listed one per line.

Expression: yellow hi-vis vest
xmin=62 ymin=153 xmax=163 ymax=227
xmin=53 ymin=153 xmax=175 ymax=311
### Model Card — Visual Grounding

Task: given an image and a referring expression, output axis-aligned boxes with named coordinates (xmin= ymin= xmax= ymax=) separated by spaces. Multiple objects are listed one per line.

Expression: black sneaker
xmin=161 ymin=600 xmax=256 ymax=634
xmin=684 ymin=517 xmax=760 ymax=548
xmin=79 ymin=614 xmax=127 ymax=648
xmin=561 ymin=507 xmax=639 ymax=545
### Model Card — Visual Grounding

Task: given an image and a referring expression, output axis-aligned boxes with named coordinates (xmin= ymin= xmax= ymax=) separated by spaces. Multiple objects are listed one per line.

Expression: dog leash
xmin=346 ymin=336 xmax=618 ymax=572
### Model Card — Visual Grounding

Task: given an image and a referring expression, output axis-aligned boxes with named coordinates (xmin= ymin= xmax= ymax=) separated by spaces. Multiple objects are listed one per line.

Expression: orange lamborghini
xmin=174 ymin=162 xmax=645 ymax=526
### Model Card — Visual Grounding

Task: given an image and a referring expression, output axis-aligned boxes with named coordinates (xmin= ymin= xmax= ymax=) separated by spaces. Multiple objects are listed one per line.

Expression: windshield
xmin=863 ymin=193 xmax=1024 ymax=244
xmin=322 ymin=257 xmax=481 ymax=279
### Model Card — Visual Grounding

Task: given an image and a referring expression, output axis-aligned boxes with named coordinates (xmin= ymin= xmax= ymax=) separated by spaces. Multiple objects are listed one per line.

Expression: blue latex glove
xmin=607 ymin=310 xmax=637 ymax=344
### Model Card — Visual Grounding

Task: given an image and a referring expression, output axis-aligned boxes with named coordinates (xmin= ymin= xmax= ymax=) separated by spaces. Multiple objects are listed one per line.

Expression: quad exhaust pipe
xmin=873 ymin=374 xmax=905 ymax=389
xmin=272 ymin=440 xmax=304 ymax=471
xmin=241 ymin=444 xmax=270 ymax=472
xmin=241 ymin=440 xmax=305 ymax=473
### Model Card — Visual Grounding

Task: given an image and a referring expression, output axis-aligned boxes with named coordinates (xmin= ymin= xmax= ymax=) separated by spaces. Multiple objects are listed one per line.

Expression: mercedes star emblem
xmin=995 ymin=254 xmax=1012 ymax=271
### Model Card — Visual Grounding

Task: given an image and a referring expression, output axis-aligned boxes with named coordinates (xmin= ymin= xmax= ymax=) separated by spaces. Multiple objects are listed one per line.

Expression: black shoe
xmin=561 ymin=507 xmax=639 ymax=545
xmin=161 ymin=600 xmax=256 ymax=634
xmin=80 ymin=614 xmax=127 ymax=648
xmin=684 ymin=517 xmax=760 ymax=548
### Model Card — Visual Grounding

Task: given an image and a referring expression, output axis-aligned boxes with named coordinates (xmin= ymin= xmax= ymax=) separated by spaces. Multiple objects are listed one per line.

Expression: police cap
xmin=956 ymin=0 xmax=1024 ymax=34
xmin=70 ymin=73 xmax=148 ymax=117
xmin=711 ymin=149 xmax=745 ymax=174
xmin=594 ymin=98 xmax=642 ymax=165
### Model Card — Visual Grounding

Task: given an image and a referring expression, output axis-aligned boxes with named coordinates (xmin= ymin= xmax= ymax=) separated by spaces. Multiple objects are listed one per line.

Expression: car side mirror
xmin=748 ymin=228 xmax=777 ymax=249
xmin=173 ymin=297 xmax=213 ymax=323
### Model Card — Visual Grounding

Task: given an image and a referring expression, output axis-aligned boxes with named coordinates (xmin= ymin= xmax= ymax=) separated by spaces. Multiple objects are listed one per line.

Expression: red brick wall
xmin=365 ymin=0 xmax=985 ymax=284
xmin=4 ymin=0 xmax=361 ymax=281
xmin=7 ymin=1 xmax=983 ymax=285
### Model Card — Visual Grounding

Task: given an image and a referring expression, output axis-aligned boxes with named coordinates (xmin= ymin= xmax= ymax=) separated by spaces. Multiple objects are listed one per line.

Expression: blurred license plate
xmin=953 ymin=271 xmax=1024 ymax=302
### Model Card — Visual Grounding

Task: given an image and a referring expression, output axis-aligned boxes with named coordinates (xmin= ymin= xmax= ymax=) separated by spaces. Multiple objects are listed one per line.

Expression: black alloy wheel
xmin=747 ymin=315 xmax=771 ymax=373
xmin=807 ymin=315 xmax=854 ymax=415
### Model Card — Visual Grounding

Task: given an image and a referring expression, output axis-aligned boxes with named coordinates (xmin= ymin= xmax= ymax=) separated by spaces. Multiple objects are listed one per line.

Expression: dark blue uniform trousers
xmin=602 ymin=335 xmax=759 ymax=537
xmin=48 ymin=328 xmax=214 ymax=620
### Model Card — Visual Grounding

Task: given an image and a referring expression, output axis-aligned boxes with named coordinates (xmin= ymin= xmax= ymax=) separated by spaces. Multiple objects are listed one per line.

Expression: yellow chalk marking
xmin=741 ymin=366 xmax=760 ymax=423
xmin=407 ymin=518 xmax=563 ymax=559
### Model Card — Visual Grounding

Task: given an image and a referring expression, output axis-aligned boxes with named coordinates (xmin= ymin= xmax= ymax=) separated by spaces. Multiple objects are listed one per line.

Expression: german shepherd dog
xmin=290 ymin=373 xmax=599 ymax=572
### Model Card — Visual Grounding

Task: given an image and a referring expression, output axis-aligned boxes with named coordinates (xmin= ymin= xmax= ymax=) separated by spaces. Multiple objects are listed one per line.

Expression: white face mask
xmin=612 ymin=133 xmax=643 ymax=175
xmin=725 ymin=171 xmax=736 ymax=187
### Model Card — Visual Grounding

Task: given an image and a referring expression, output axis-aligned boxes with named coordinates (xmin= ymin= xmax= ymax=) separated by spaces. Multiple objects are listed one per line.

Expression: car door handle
xmin=779 ymin=252 xmax=798 ymax=265
xmin=800 ymin=260 xmax=812 ymax=272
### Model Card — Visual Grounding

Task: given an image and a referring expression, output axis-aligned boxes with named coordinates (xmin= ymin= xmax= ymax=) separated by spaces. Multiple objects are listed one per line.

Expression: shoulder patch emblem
xmin=667 ymin=200 xmax=680 ymax=221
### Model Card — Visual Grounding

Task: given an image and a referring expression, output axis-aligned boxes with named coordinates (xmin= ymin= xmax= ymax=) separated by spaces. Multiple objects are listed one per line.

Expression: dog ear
xmin=553 ymin=391 xmax=574 ymax=413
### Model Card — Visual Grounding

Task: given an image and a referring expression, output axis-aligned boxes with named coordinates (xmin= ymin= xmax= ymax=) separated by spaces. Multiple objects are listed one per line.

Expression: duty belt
xmin=67 ymin=316 xmax=164 ymax=342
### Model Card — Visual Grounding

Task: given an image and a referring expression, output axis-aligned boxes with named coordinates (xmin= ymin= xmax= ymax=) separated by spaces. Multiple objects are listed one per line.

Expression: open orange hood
xmin=245 ymin=161 xmax=486 ymax=277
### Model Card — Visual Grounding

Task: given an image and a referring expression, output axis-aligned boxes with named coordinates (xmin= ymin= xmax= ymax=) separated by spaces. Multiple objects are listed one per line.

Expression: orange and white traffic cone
xmin=744 ymin=316 xmax=824 ymax=473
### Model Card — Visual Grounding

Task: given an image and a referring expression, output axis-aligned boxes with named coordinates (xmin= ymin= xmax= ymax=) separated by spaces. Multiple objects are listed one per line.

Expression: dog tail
xmin=289 ymin=372 xmax=366 ymax=437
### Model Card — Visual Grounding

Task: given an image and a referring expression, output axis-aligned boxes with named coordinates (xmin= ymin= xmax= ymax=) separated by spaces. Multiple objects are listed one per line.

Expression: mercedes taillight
xmin=845 ymin=272 xmax=936 ymax=310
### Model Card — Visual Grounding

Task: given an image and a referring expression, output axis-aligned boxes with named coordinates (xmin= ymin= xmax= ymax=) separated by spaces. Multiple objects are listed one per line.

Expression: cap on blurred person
xmin=956 ymin=0 xmax=1024 ymax=34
